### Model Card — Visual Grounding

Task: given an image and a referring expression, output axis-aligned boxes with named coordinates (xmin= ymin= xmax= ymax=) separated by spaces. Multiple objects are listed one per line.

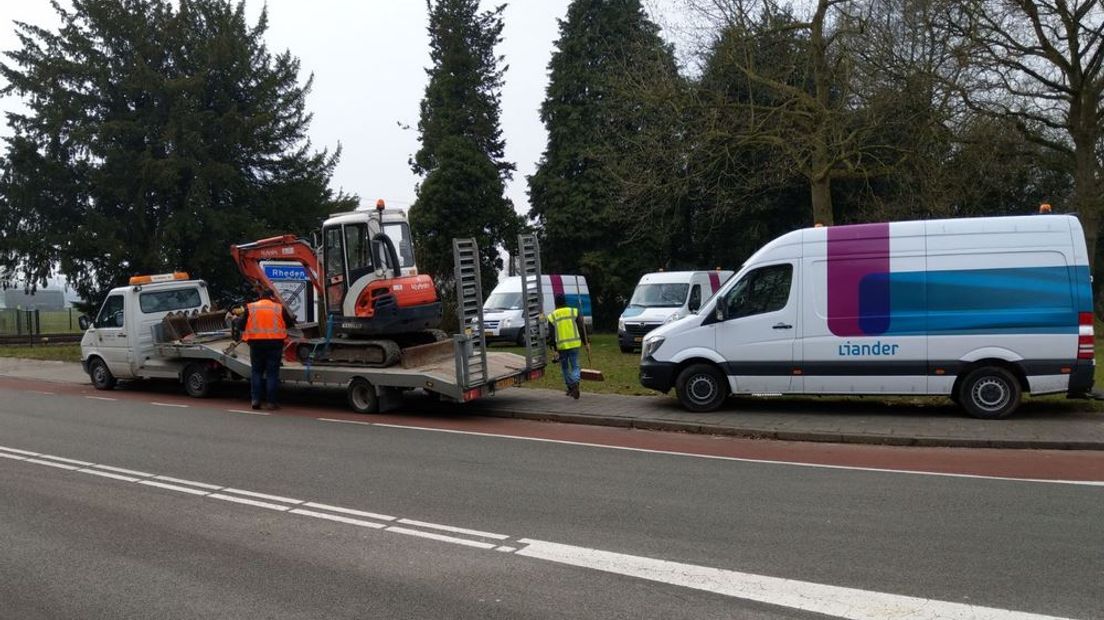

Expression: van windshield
xmin=629 ymin=283 xmax=689 ymax=308
xmin=485 ymin=292 xmax=522 ymax=311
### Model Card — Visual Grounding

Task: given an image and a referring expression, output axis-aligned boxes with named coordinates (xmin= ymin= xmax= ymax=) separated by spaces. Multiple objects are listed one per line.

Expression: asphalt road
xmin=0 ymin=386 xmax=1100 ymax=619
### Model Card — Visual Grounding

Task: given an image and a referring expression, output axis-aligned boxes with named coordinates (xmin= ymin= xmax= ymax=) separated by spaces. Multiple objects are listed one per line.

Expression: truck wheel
xmin=347 ymin=378 xmax=379 ymax=414
xmin=88 ymin=358 xmax=117 ymax=391
xmin=675 ymin=363 xmax=728 ymax=412
xmin=957 ymin=366 xmax=1021 ymax=419
xmin=183 ymin=364 xmax=212 ymax=398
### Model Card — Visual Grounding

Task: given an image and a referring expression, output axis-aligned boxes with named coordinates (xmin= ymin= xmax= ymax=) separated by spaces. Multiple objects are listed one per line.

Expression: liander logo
xmin=838 ymin=341 xmax=900 ymax=356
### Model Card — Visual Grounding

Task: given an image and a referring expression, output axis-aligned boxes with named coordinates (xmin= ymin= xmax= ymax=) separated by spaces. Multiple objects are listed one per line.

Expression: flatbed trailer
xmin=155 ymin=334 xmax=544 ymax=413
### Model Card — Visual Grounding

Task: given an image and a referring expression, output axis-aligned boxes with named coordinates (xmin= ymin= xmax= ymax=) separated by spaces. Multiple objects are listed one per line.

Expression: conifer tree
xmin=0 ymin=0 xmax=352 ymax=302
xmin=409 ymin=0 xmax=520 ymax=297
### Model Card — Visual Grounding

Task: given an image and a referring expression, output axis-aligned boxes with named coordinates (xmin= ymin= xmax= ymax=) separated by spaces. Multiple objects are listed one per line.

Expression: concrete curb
xmin=476 ymin=407 xmax=1104 ymax=451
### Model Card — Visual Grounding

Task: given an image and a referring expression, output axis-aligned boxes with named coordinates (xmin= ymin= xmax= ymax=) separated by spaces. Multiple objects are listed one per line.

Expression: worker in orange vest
xmin=239 ymin=289 xmax=295 ymax=410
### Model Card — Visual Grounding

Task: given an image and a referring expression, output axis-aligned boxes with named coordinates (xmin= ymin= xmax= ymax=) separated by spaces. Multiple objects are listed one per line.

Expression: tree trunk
xmin=1072 ymin=139 xmax=1102 ymax=311
xmin=810 ymin=174 xmax=834 ymax=226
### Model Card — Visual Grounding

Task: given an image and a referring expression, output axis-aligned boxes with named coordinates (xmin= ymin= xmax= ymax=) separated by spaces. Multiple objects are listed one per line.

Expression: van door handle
xmin=772 ymin=323 xmax=793 ymax=330
xmin=116 ymin=333 xmax=127 ymax=338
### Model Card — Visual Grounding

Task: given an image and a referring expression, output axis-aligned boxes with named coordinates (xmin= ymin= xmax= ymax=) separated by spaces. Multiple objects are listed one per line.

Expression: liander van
xmin=482 ymin=274 xmax=591 ymax=344
xmin=618 ymin=270 xmax=733 ymax=353
xmin=639 ymin=215 xmax=1094 ymax=419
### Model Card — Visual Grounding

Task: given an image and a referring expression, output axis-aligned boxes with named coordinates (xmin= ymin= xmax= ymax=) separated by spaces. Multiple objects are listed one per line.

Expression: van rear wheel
xmin=676 ymin=364 xmax=728 ymax=412
xmin=957 ymin=366 xmax=1021 ymax=419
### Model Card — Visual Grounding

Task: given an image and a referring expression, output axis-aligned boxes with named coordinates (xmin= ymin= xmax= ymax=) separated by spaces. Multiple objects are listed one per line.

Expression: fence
xmin=0 ymin=308 xmax=83 ymax=336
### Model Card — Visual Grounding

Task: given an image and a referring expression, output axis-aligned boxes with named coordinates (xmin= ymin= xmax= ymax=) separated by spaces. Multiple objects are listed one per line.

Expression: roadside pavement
xmin=2 ymin=357 xmax=1102 ymax=450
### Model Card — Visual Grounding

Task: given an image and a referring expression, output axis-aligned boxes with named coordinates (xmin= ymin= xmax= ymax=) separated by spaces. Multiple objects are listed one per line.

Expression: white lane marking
xmin=153 ymin=475 xmax=223 ymax=491
xmin=0 ymin=452 xmax=28 ymax=461
xmin=515 ymin=539 xmax=1067 ymax=620
xmin=25 ymin=458 xmax=80 ymax=470
xmin=0 ymin=446 xmax=41 ymax=457
xmin=93 ymin=465 xmax=153 ymax=477
xmin=85 ymin=396 xmax=116 ymax=401
xmin=139 ymin=480 xmax=210 ymax=495
xmin=302 ymin=502 xmax=395 ymax=522
xmin=78 ymin=468 xmax=140 ymax=483
xmin=318 ymin=418 xmax=371 ymax=426
xmin=151 ymin=402 xmax=189 ymax=408
xmin=39 ymin=455 xmax=95 ymax=467
xmin=34 ymin=391 xmax=56 ymax=395
xmin=368 ymin=423 xmax=1104 ymax=487
xmin=209 ymin=493 xmax=290 ymax=512
xmin=396 ymin=518 xmax=510 ymax=541
xmin=223 ymin=488 xmax=303 ymax=505
xmin=0 ymin=444 xmax=1075 ymax=618
xmin=290 ymin=508 xmax=387 ymax=529
xmin=228 ymin=409 xmax=270 ymax=416
xmin=385 ymin=526 xmax=498 ymax=550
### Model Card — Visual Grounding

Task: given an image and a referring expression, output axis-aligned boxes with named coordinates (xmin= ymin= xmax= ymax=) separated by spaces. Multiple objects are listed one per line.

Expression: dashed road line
xmin=0 ymin=442 xmax=1075 ymax=620
xmin=228 ymin=409 xmax=270 ymax=416
xmin=151 ymin=402 xmax=189 ymax=408
xmin=84 ymin=396 xmax=116 ymax=401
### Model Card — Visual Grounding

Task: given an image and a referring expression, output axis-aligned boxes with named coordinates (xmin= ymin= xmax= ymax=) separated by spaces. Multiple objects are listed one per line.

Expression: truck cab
xmin=80 ymin=273 xmax=212 ymax=389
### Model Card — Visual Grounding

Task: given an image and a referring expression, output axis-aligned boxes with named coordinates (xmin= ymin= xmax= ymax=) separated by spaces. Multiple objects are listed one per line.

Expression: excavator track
xmin=294 ymin=329 xmax=447 ymax=368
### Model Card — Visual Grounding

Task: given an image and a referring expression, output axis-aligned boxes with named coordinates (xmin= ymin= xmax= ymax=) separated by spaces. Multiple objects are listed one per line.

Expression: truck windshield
xmin=484 ymin=292 xmax=522 ymax=311
xmin=629 ymin=283 xmax=689 ymax=308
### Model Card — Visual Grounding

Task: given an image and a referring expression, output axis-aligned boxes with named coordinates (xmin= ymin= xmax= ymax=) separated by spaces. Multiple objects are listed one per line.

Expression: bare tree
xmin=949 ymin=0 xmax=1104 ymax=264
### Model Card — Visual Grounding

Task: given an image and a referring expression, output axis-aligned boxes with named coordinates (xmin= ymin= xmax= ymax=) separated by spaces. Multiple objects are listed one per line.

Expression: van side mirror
xmin=78 ymin=315 xmax=91 ymax=331
xmin=688 ymin=297 xmax=701 ymax=313
xmin=714 ymin=304 xmax=725 ymax=322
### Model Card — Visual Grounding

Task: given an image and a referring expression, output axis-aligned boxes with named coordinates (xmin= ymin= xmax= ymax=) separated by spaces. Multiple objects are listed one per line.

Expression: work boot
xmin=251 ymin=401 xmax=261 ymax=410
xmin=571 ymin=383 xmax=580 ymax=400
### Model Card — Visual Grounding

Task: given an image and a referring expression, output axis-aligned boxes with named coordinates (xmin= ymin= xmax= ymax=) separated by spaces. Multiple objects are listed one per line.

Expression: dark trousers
xmin=249 ymin=340 xmax=283 ymax=405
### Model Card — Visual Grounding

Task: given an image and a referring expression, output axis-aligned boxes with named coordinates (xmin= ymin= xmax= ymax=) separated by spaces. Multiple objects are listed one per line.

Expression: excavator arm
xmin=229 ymin=235 xmax=324 ymax=302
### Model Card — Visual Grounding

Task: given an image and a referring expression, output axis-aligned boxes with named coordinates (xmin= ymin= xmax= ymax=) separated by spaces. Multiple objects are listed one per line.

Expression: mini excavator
xmin=231 ymin=200 xmax=444 ymax=367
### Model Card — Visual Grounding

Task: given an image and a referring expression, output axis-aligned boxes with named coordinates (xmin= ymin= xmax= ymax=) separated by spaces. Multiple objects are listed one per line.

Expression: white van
xmin=640 ymin=215 xmax=1095 ymax=419
xmin=482 ymin=274 xmax=592 ymax=344
xmin=618 ymin=271 xmax=733 ymax=353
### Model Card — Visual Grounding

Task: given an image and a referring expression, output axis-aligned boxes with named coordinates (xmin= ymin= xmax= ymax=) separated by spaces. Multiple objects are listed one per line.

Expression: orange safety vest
xmin=242 ymin=299 xmax=288 ymax=341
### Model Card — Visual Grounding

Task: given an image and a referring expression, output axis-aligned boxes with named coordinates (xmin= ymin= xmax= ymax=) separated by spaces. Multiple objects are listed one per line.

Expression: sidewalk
xmin=2 ymin=357 xmax=1102 ymax=449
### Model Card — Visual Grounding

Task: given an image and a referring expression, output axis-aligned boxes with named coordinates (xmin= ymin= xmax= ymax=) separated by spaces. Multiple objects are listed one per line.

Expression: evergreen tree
xmin=0 ymin=0 xmax=352 ymax=303
xmin=528 ymin=0 xmax=676 ymax=327
xmin=409 ymin=0 xmax=519 ymax=298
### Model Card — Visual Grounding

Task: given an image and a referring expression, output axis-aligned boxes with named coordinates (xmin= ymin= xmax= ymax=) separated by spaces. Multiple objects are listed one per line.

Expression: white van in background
xmin=482 ymin=274 xmax=592 ymax=344
xmin=639 ymin=215 xmax=1095 ymax=419
xmin=618 ymin=271 xmax=732 ymax=353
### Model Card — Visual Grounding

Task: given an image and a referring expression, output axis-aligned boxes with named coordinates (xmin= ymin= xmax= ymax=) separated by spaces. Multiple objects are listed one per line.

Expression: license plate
xmin=634 ymin=336 xmax=643 ymax=343
xmin=484 ymin=331 xmax=495 ymax=337
xmin=495 ymin=376 xmax=518 ymax=390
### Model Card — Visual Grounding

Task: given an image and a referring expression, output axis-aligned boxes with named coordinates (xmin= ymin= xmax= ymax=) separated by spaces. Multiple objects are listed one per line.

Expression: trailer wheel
xmin=183 ymin=364 xmax=212 ymax=398
xmin=88 ymin=358 xmax=117 ymax=391
xmin=957 ymin=366 xmax=1021 ymax=419
xmin=675 ymin=363 xmax=728 ymax=412
xmin=347 ymin=378 xmax=379 ymax=414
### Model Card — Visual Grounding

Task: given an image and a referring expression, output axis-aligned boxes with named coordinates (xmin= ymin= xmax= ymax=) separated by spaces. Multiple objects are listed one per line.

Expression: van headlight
xmin=618 ymin=318 xmax=625 ymax=332
xmin=663 ymin=312 xmax=681 ymax=325
xmin=641 ymin=336 xmax=665 ymax=359
xmin=500 ymin=317 xmax=511 ymax=328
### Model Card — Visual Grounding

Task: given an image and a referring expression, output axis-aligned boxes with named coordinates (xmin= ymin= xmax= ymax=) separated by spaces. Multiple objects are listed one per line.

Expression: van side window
xmin=94 ymin=295 xmax=125 ymax=328
xmin=725 ymin=264 xmax=792 ymax=319
xmin=688 ymin=284 xmax=702 ymax=311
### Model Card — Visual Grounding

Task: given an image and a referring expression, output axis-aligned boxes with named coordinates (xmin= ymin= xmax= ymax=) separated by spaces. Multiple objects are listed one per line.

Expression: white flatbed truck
xmin=79 ymin=237 xmax=548 ymax=413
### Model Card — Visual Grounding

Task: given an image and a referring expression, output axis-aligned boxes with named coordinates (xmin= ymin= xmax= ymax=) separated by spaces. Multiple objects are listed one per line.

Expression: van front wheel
xmin=958 ymin=366 xmax=1021 ymax=419
xmin=89 ymin=358 xmax=117 ymax=391
xmin=676 ymin=364 xmax=728 ymax=412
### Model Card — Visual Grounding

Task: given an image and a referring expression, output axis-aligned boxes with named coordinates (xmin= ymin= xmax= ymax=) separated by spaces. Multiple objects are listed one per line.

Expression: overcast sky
xmin=0 ymin=1 xmax=684 ymax=219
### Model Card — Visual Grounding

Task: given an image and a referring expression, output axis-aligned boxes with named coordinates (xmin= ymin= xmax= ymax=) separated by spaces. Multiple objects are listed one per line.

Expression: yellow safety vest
xmin=548 ymin=307 xmax=582 ymax=351
xmin=243 ymin=299 xmax=288 ymax=341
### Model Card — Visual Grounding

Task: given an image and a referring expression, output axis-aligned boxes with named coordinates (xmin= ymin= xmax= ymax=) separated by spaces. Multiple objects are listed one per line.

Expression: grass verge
xmin=0 ymin=343 xmax=82 ymax=363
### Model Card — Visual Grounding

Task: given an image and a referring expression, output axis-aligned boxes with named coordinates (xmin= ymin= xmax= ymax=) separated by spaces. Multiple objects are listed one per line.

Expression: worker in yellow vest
xmin=547 ymin=293 xmax=589 ymax=400
xmin=239 ymin=289 xmax=295 ymax=410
